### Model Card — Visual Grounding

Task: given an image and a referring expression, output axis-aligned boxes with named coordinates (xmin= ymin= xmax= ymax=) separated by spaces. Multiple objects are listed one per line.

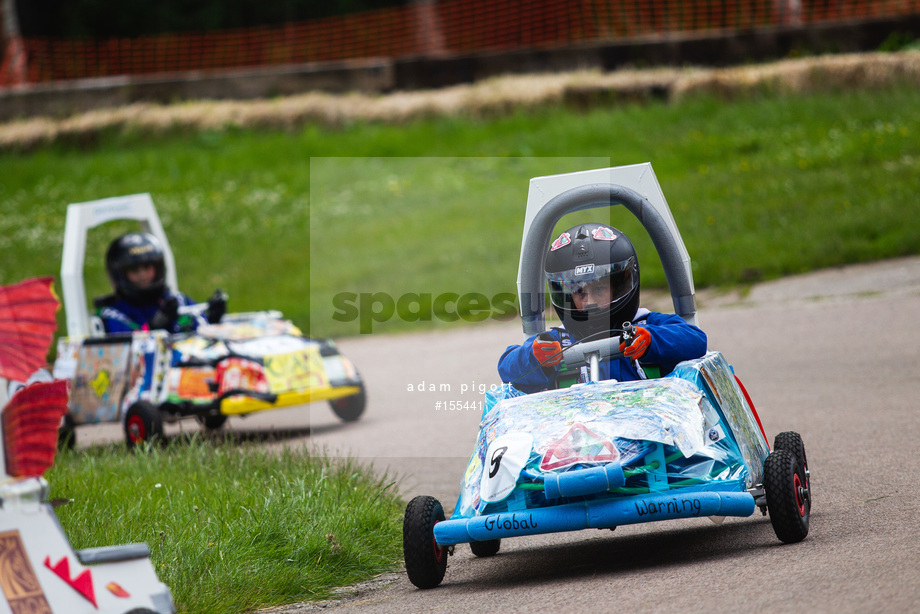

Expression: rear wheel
xmin=196 ymin=412 xmax=228 ymax=431
xmin=329 ymin=384 xmax=366 ymax=422
xmin=469 ymin=539 xmax=501 ymax=557
xmin=403 ymin=495 xmax=448 ymax=589
xmin=764 ymin=448 xmax=810 ymax=543
xmin=124 ymin=402 xmax=164 ymax=450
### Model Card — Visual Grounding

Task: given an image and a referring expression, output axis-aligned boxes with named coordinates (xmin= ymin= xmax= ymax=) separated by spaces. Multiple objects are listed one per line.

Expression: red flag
xmin=0 ymin=277 xmax=59 ymax=382
xmin=3 ymin=379 xmax=69 ymax=478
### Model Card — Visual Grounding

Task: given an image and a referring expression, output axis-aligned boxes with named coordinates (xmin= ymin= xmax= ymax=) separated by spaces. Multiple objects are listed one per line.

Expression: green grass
xmin=2 ymin=84 xmax=919 ymax=338
xmin=46 ymin=438 xmax=403 ymax=614
xmin=5 ymin=83 xmax=920 ymax=340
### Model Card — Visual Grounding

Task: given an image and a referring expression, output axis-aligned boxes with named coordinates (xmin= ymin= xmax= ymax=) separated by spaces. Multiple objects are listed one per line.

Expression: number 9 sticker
xmin=480 ymin=432 xmax=534 ymax=503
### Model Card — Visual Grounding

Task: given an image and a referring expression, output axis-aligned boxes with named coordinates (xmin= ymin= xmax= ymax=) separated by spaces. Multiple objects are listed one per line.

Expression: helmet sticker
xmin=592 ymin=226 xmax=617 ymax=241
xmin=128 ymin=244 xmax=156 ymax=256
xmin=550 ymin=232 xmax=571 ymax=251
xmin=574 ymin=264 xmax=595 ymax=276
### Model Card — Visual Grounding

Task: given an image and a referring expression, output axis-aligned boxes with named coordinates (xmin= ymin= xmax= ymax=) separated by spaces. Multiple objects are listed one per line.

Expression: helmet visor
xmin=546 ymin=257 xmax=637 ymax=311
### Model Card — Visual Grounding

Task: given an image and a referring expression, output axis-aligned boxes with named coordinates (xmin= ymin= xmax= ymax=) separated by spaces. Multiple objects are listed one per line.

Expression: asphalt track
xmin=78 ymin=257 xmax=920 ymax=613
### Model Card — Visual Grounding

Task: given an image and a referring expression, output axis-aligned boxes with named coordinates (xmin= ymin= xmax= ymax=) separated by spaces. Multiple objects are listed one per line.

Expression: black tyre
xmin=469 ymin=539 xmax=501 ymax=557
xmin=196 ymin=412 xmax=228 ymax=431
xmin=773 ymin=431 xmax=808 ymax=473
xmin=58 ymin=414 xmax=76 ymax=451
xmin=769 ymin=431 xmax=812 ymax=517
xmin=763 ymin=448 xmax=810 ymax=543
xmin=124 ymin=402 xmax=164 ymax=450
xmin=329 ymin=384 xmax=366 ymax=422
xmin=403 ymin=495 xmax=448 ymax=589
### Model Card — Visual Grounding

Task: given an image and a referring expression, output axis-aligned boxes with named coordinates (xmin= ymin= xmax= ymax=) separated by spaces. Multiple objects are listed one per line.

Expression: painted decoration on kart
xmin=168 ymin=330 xmax=332 ymax=400
xmin=68 ymin=340 xmax=132 ymax=424
xmin=172 ymin=366 xmax=218 ymax=400
xmin=539 ymin=422 xmax=620 ymax=471
xmin=217 ymin=358 xmax=269 ymax=395
xmin=223 ymin=334 xmax=330 ymax=393
xmin=197 ymin=316 xmax=301 ymax=341
xmin=263 ymin=345 xmax=329 ymax=393
xmin=0 ymin=530 xmax=53 ymax=614
xmin=484 ymin=378 xmax=708 ymax=457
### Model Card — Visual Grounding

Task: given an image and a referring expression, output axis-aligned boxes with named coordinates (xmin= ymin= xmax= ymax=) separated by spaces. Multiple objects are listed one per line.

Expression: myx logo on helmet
xmin=574 ymin=264 xmax=595 ymax=276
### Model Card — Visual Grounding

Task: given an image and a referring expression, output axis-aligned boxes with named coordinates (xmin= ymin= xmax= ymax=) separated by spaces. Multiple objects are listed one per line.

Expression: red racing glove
xmin=619 ymin=326 xmax=651 ymax=359
xmin=532 ymin=333 xmax=563 ymax=367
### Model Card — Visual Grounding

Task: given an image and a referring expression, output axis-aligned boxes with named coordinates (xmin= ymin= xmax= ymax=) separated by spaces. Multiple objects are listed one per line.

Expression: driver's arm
xmin=97 ymin=305 xmax=140 ymax=333
xmin=638 ymin=313 xmax=707 ymax=372
xmin=497 ymin=331 xmax=559 ymax=393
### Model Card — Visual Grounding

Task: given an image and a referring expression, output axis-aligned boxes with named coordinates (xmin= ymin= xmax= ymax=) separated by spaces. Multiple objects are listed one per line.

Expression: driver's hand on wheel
xmin=149 ymin=295 xmax=179 ymax=330
xmin=533 ymin=333 xmax=562 ymax=367
xmin=619 ymin=326 xmax=651 ymax=359
xmin=207 ymin=288 xmax=228 ymax=323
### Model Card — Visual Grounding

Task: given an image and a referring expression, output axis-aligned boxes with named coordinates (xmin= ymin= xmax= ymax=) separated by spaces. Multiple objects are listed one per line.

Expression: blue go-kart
xmin=402 ymin=164 xmax=811 ymax=589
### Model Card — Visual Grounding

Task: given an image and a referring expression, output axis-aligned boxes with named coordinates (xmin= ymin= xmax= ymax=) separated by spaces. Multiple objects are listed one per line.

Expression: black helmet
xmin=105 ymin=232 xmax=167 ymax=303
xmin=544 ymin=223 xmax=640 ymax=340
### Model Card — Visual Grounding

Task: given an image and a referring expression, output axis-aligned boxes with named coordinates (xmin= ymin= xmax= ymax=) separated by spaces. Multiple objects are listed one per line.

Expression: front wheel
xmin=403 ymin=495 xmax=448 ymax=589
xmin=764 ymin=448 xmax=810 ymax=543
xmin=329 ymin=384 xmax=366 ymax=422
xmin=124 ymin=402 xmax=164 ymax=450
xmin=469 ymin=539 xmax=500 ymax=557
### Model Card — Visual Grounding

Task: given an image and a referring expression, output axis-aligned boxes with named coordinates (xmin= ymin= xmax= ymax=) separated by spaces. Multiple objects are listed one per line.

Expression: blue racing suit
xmin=97 ymin=290 xmax=197 ymax=334
xmin=498 ymin=309 xmax=707 ymax=393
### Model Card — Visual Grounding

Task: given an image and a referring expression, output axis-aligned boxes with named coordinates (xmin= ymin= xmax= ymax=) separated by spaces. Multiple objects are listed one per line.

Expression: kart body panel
xmin=0 ymin=477 xmax=174 ymax=614
xmin=437 ymin=351 xmax=770 ymax=545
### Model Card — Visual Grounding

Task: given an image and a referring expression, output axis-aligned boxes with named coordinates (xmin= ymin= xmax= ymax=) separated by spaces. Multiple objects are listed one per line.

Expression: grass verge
xmin=4 ymin=80 xmax=918 ymax=337
xmin=47 ymin=438 xmax=404 ymax=614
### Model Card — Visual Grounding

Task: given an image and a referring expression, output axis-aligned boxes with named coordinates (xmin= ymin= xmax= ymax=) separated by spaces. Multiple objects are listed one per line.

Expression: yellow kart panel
xmin=262 ymin=344 xmax=330 ymax=393
xmin=220 ymin=385 xmax=362 ymax=415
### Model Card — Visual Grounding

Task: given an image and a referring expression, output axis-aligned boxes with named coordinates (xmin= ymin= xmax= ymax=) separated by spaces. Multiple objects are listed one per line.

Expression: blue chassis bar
xmin=434 ymin=488 xmax=756 ymax=546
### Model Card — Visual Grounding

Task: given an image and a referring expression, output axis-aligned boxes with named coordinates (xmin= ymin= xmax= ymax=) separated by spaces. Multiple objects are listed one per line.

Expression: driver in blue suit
xmin=96 ymin=232 xmax=226 ymax=334
xmin=498 ymin=223 xmax=707 ymax=393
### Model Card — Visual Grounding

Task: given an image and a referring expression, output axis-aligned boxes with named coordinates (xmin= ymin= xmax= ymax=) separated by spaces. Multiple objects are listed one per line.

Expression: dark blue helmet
xmin=105 ymin=232 xmax=167 ymax=304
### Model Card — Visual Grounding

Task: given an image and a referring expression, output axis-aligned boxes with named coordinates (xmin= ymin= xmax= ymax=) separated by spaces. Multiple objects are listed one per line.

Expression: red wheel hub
xmin=432 ymin=520 xmax=445 ymax=563
xmin=794 ymin=472 xmax=806 ymax=516
xmin=127 ymin=416 xmax=145 ymax=442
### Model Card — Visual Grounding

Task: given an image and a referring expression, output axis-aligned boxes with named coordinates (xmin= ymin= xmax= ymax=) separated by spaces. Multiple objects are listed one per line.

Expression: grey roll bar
xmin=518 ymin=182 xmax=697 ymax=335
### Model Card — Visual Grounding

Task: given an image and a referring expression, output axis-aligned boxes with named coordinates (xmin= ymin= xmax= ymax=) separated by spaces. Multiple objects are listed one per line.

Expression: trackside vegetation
xmin=46 ymin=438 xmax=404 ymax=613
xmin=1 ymin=80 xmax=918 ymax=338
